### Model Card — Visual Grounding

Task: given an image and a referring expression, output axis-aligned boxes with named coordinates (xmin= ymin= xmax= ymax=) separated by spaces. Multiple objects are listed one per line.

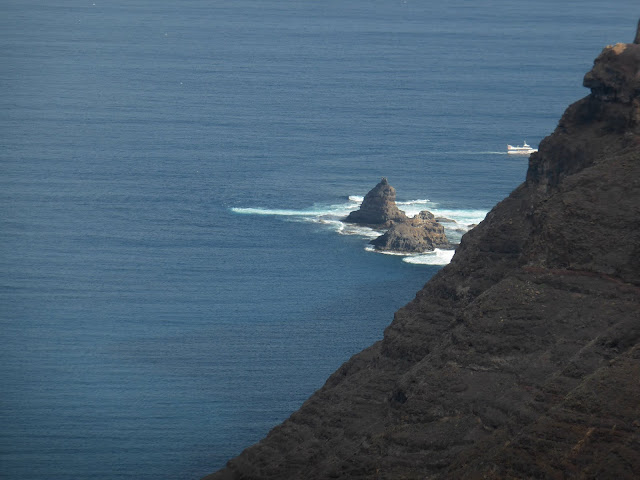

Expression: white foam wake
xmin=230 ymin=195 xmax=487 ymax=265
xmin=435 ymin=151 xmax=509 ymax=155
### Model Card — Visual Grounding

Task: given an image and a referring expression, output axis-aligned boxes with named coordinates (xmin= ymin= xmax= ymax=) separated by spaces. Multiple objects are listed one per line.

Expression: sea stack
xmin=206 ymin=23 xmax=640 ymax=480
xmin=346 ymin=178 xmax=451 ymax=253
xmin=344 ymin=177 xmax=408 ymax=227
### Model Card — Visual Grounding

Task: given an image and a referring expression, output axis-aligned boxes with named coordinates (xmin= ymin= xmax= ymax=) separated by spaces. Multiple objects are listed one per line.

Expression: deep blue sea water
xmin=1 ymin=1 xmax=637 ymax=478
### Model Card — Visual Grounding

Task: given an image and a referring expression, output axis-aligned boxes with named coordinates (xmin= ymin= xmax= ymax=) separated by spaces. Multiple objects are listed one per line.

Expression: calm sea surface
xmin=1 ymin=1 xmax=637 ymax=478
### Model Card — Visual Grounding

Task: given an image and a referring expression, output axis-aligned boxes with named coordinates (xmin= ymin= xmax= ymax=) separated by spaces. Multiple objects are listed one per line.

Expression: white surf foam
xmin=402 ymin=249 xmax=456 ymax=265
xmin=396 ymin=199 xmax=431 ymax=205
xmin=365 ymin=245 xmax=455 ymax=265
xmin=339 ymin=225 xmax=384 ymax=239
xmin=231 ymin=201 xmax=358 ymax=220
xmin=364 ymin=245 xmax=406 ymax=256
xmin=231 ymin=207 xmax=326 ymax=216
xmin=230 ymin=196 xmax=487 ymax=265
xmin=397 ymin=203 xmax=486 ymax=226
xmin=429 ymin=208 xmax=487 ymax=227
xmin=396 ymin=199 xmax=435 ymax=217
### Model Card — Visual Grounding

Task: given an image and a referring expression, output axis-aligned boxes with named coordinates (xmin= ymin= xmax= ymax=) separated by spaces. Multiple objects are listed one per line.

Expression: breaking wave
xmin=230 ymin=196 xmax=487 ymax=265
xmin=363 ymin=246 xmax=455 ymax=266
xmin=402 ymin=249 xmax=456 ymax=265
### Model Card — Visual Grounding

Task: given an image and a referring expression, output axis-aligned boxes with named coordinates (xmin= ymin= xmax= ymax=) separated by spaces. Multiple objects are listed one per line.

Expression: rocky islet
xmin=369 ymin=210 xmax=451 ymax=253
xmin=344 ymin=177 xmax=409 ymax=227
xmin=345 ymin=177 xmax=453 ymax=254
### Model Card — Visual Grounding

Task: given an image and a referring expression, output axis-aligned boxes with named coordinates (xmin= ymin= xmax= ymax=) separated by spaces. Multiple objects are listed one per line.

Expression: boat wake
xmin=435 ymin=151 xmax=509 ymax=155
xmin=231 ymin=196 xmax=487 ymax=265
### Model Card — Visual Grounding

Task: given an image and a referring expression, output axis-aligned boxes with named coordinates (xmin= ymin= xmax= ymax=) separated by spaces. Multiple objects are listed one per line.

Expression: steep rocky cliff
xmin=206 ymin=26 xmax=640 ymax=480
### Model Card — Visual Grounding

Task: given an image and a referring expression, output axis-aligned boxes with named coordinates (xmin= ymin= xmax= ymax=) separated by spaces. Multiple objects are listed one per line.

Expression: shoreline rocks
xmin=345 ymin=178 xmax=452 ymax=253
xmin=370 ymin=210 xmax=452 ymax=253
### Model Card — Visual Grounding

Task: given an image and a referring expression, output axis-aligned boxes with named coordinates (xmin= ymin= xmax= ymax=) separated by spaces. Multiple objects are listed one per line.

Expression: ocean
xmin=1 ymin=1 xmax=637 ymax=478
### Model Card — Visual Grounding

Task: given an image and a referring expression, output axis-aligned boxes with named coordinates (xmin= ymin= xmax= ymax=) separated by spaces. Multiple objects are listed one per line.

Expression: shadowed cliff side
xmin=205 ymin=25 xmax=640 ymax=480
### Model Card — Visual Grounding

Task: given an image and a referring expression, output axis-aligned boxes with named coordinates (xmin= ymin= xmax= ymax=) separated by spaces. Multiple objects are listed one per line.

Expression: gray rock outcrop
xmin=346 ymin=179 xmax=451 ymax=253
xmin=370 ymin=210 xmax=451 ymax=253
xmin=344 ymin=177 xmax=408 ymax=227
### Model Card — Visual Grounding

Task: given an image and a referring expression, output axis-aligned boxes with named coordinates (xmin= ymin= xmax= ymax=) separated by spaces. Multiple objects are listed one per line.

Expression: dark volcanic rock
xmin=205 ymin=26 xmax=640 ymax=480
xmin=344 ymin=177 xmax=408 ymax=227
xmin=583 ymin=42 xmax=640 ymax=104
xmin=371 ymin=210 xmax=451 ymax=253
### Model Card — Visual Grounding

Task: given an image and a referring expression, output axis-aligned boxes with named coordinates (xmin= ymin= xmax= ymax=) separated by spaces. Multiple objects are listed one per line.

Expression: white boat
xmin=507 ymin=141 xmax=537 ymax=155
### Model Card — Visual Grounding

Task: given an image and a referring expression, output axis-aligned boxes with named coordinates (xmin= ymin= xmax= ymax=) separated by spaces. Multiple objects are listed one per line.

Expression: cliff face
xmin=206 ymin=28 xmax=640 ymax=480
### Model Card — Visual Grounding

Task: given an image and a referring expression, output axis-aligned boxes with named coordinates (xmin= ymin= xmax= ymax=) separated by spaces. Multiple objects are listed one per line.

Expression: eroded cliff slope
xmin=206 ymin=26 xmax=640 ymax=480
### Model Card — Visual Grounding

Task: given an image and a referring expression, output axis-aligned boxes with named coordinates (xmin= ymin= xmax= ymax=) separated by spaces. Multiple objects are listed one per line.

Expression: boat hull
xmin=507 ymin=142 xmax=537 ymax=155
xmin=507 ymin=149 xmax=537 ymax=155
